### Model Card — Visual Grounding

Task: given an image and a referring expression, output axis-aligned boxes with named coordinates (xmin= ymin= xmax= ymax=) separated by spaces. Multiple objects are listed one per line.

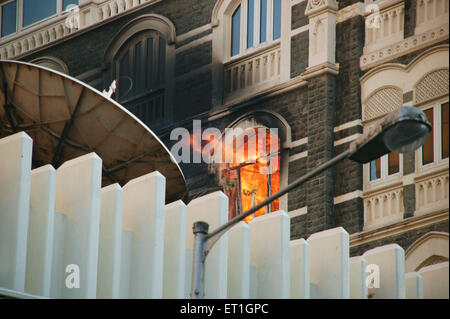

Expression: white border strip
xmin=176 ymin=24 xmax=211 ymax=43
xmin=333 ymin=119 xmax=362 ymax=133
xmin=288 ymin=206 xmax=307 ymax=218
xmin=334 ymin=190 xmax=363 ymax=205
xmin=290 ymin=137 xmax=308 ymax=148
xmin=291 ymin=0 xmax=306 ymax=6
xmin=291 ymin=24 xmax=309 ymax=37
xmin=289 ymin=151 xmax=308 ymax=162
xmin=334 ymin=133 xmax=361 ymax=146
xmin=175 ymin=34 xmax=213 ymax=53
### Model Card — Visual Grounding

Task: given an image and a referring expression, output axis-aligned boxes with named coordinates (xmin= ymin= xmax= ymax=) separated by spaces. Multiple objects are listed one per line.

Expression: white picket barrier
xmin=349 ymin=256 xmax=368 ymax=299
xmin=0 ymin=132 xmax=32 ymax=292
xmin=163 ymin=200 xmax=187 ymax=299
xmin=185 ymin=191 xmax=229 ymax=298
xmin=0 ymin=132 xmax=448 ymax=299
xmin=290 ymin=239 xmax=310 ymax=299
xmin=363 ymin=244 xmax=406 ymax=299
xmin=307 ymin=227 xmax=350 ymax=299
xmin=248 ymin=211 xmax=290 ymax=298
xmin=26 ymin=165 xmax=56 ymax=297
xmin=97 ymin=183 xmax=123 ymax=299
xmin=405 ymin=272 xmax=423 ymax=299
xmin=54 ymin=152 xmax=102 ymax=299
xmin=227 ymin=221 xmax=250 ymax=299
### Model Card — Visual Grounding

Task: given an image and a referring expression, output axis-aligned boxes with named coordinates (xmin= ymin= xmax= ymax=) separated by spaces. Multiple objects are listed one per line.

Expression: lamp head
xmin=349 ymin=106 xmax=432 ymax=163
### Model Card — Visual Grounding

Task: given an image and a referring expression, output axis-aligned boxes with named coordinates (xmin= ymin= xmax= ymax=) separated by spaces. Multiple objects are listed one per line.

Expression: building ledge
xmin=350 ymin=208 xmax=449 ymax=248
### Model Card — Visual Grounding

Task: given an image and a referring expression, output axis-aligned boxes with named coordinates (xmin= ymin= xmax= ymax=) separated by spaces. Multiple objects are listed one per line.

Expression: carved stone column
xmin=303 ymin=0 xmax=339 ymax=78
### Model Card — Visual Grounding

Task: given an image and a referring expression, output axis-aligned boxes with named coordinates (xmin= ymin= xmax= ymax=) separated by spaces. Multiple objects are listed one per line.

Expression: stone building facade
xmin=0 ymin=0 xmax=448 ymax=273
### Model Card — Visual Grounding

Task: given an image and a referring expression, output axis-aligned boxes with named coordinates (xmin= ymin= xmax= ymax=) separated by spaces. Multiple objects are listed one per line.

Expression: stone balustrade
xmin=0 ymin=0 xmax=155 ymax=60
xmin=224 ymin=43 xmax=281 ymax=100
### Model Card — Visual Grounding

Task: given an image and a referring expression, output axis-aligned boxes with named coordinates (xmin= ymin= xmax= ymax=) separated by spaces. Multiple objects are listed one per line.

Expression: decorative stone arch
xmin=361 ymin=45 xmax=449 ymax=103
xmin=363 ymin=85 xmax=403 ymax=122
xmin=405 ymin=231 xmax=449 ymax=272
xmin=414 ymin=68 xmax=449 ymax=105
xmin=103 ymin=14 xmax=176 ymax=126
xmin=104 ymin=14 xmax=176 ymax=62
xmin=221 ymin=110 xmax=291 ymax=212
xmin=29 ymin=56 xmax=69 ymax=74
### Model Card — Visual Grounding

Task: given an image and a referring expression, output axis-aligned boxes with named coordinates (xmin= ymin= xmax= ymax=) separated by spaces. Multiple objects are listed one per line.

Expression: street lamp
xmin=190 ymin=106 xmax=432 ymax=299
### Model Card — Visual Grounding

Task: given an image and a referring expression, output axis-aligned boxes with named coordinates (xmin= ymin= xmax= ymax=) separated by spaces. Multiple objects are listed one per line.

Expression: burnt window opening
xmin=220 ymin=127 xmax=280 ymax=223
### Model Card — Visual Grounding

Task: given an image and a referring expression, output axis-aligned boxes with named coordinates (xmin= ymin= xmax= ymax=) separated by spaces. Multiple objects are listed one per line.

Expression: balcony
xmin=224 ymin=43 xmax=281 ymax=101
xmin=416 ymin=0 xmax=450 ymax=35
xmin=415 ymin=167 xmax=449 ymax=216
xmin=0 ymin=0 xmax=157 ymax=60
xmin=363 ymin=183 xmax=405 ymax=231
xmin=364 ymin=1 xmax=405 ymax=54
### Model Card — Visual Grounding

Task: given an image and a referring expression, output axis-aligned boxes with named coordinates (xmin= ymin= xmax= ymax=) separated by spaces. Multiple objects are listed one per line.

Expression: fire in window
xmin=220 ymin=127 xmax=280 ymax=223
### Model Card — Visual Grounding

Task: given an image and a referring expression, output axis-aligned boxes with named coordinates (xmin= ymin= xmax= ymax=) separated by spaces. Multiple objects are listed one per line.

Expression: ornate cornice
xmin=305 ymin=0 xmax=339 ymax=17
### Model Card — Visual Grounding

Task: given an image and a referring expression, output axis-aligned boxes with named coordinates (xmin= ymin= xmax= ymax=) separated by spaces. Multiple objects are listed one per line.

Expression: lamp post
xmin=190 ymin=106 xmax=432 ymax=299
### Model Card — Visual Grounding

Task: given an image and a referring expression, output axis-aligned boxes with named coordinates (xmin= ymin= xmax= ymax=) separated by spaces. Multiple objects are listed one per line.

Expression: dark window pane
xmin=260 ymin=0 xmax=267 ymax=43
xmin=247 ymin=0 xmax=254 ymax=48
xmin=1 ymin=1 xmax=16 ymax=37
xmin=118 ymin=51 xmax=130 ymax=100
xmin=158 ymin=37 xmax=166 ymax=84
xmin=422 ymin=108 xmax=434 ymax=165
xmin=134 ymin=41 xmax=143 ymax=94
xmin=273 ymin=0 xmax=281 ymax=40
xmin=63 ymin=0 xmax=78 ymax=10
xmin=231 ymin=5 xmax=241 ymax=56
xmin=388 ymin=152 xmax=399 ymax=175
xmin=146 ymin=37 xmax=154 ymax=89
xmin=370 ymin=158 xmax=381 ymax=181
xmin=442 ymin=102 xmax=449 ymax=159
xmin=23 ymin=0 xmax=56 ymax=27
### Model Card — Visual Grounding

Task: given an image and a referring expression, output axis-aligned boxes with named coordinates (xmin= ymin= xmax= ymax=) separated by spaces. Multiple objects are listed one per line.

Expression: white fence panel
xmin=249 ymin=211 xmax=290 ymax=298
xmin=26 ymin=165 xmax=56 ymax=297
xmin=307 ymin=227 xmax=350 ymax=299
xmin=54 ymin=152 xmax=102 ymax=299
xmin=186 ymin=191 xmax=229 ymax=298
xmin=122 ymin=172 xmax=166 ymax=298
xmin=163 ymin=200 xmax=187 ymax=299
xmin=0 ymin=132 xmax=32 ymax=292
xmin=363 ymin=244 xmax=405 ymax=299
xmin=227 ymin=221 xmax=250 ymax=299
xmin=97 ymin=183 xmax=123 ymax=299
xmin=290 ymin=238 xmax=310 ymax=299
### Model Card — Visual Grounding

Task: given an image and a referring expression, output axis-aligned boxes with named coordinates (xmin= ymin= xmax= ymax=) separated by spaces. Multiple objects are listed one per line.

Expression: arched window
xmin=104 ymin=14 xmax=176 ymax=129
xmin=230 ymin=0 xmax=282 ymax=58
xmin=220 ymin=127 xmax=280 ymax=222
xmin=114 ymin=31 xmax=167 ymax=127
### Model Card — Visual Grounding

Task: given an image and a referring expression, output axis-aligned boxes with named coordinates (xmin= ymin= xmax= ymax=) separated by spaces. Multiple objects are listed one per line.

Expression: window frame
xmin=416 ymin=97 xmax=450 ymax=170
xmin=227 ymin=0 xmax=281 ymax=62
xmin=0 ymin=0 xmax=18 ymax=39
xmin=113 ymin=30 xmax=170 ymax=129
xmin=0 ymin=0 xmax=78 ymax=38
xmin=363 ymin=121 xmax=404 ymax=189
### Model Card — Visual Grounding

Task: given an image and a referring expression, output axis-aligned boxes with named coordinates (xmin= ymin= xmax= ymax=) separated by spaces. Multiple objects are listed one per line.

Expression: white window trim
xmin=416 ymin=97 xmax=450 ymax=172
xmin=0 ymin=0 xmax=76 ymax=38
xmin=364 ymin=153 xmax=404 ymax=190
xmin=226 ymin=0 xmax=280 ymax=62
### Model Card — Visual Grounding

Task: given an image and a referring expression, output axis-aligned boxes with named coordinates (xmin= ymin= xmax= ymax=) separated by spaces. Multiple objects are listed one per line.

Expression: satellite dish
xmin=0 ymin=60 xmax=187 ymax=203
